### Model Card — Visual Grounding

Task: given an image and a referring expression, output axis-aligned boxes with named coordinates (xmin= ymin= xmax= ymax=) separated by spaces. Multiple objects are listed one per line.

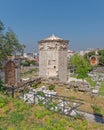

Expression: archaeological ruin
xmin=0 ymin=57 xmax=20 ymax=86
xmin=38 ymin=35 xmax=69 ymax=82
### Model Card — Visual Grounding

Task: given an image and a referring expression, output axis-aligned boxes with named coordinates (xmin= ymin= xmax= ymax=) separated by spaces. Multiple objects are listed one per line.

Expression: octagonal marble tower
xmin=38 ymin=35 xmax=69 ymax=82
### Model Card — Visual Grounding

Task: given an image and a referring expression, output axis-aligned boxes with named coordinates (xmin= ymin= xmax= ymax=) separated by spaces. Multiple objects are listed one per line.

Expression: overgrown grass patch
xmin=32 ymin=82 xmax=40 ymax=89
xmin=10 ymin=112 xmax=25 ymax=124
xmin=12 ymin=98 xmax=30 ymax=112
xmin=99 ymin=82 xmax=104 ymax=96
xmin=0 ymin=96 xmax=8 ymax=108
xmin=91 ymin=104 xmax=104 ymax=115
xmin=0 ymin=93 xmax=104 ymax=129
xmin=34 ymin=108 xmax=53 ymax=119
xmin=20 ymin=68 xmax=39 ymax=78
xmin=48 ymin=84 xmax=55 ymax=90
xmin=85 ymin=77 xmax=96 ymax=87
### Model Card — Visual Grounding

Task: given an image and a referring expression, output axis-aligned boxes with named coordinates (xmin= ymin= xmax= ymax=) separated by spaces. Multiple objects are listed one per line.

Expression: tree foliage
xmin=97 ymin=49 xmax=104 ymax=65
xmin=98 ymin=49 xmax=104 ymax=56
xmin=84 ymin=51 xmax=95 ymax=60
xmin=70 ymin=53 xmax=92 ymax=79
xmin=0 ymin=20 xmax=25 ymax=64
xmin=0 ymin=21 xmax=4 ymax=33
xmin=87 ymin=51 xmax=95 ymax=58
xmin=20 ymin=59 xmax=38 ymax=66
xmin=0 ymin=79 xmax=4 ymax=91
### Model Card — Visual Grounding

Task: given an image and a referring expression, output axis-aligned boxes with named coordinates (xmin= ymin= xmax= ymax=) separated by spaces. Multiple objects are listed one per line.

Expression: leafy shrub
xmin=32 ymin=82 xmax=40 ymax=89
xmin=45 ymin=102 xmax=56 ymax=111
xmin=0 ymin=97 xmax=8 ymax=108
xmin=91 ymin=104 xmax=102 ymax=115
xmin=38 ymin=99 xmax=44 ymax=106
xmin=37 ymin=91 xmax=45 ymax=97
xmin=21 ymin=59 xmax=38 ymax=67
xmin=30 ymin=60 xmax=37 ymax=66
xmin=48 ymin=84 xmax=55 ymax=90
xmin=20 ymin=59 xmax=30 ymax=66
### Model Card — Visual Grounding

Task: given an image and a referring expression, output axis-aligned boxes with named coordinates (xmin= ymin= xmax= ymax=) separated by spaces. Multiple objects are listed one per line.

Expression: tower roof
xmin=38 ymin=34 xmax=69 ymax=44
xmin=44 ymin=34 xmax=63 ymax=40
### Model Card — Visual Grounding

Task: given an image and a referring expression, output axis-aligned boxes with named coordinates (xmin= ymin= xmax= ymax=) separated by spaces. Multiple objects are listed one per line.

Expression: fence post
xmin=11 ymin=85 xmax=14 ymax=98
xmin=34 ymin=93 xmax=36 ymax=104
xmin=62 ymin=97 xmax=65 ymax=114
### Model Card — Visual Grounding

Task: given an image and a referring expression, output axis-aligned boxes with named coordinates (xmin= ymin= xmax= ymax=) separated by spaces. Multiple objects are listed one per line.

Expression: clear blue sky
xmin=0 ymin=0 xmax=104 ymax=52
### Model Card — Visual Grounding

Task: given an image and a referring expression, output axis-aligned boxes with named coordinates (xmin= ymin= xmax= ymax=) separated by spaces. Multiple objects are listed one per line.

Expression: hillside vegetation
xmin=0 ymin=92 xmax=104 ymax=130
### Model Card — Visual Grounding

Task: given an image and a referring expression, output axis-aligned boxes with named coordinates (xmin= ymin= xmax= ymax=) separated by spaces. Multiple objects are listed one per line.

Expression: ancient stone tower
xmin=38 ymin=35 xmax=69 ymax=82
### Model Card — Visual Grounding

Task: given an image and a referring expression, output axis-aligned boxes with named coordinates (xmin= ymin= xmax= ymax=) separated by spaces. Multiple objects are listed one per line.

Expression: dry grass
xmin=54 ymin=85 xmax=104 ymax=114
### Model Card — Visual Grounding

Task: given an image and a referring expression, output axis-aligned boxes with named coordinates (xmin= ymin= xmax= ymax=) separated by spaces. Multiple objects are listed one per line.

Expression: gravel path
xmin=78 ymin=111 xmax=104 ymax=124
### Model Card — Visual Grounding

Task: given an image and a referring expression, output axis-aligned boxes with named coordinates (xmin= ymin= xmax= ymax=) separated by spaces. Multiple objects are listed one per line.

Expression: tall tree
xmin=0 ymin=21 xmax=6 ymax=67
xmin=4 ymin=30 xmax=25 ymax=56
xmin=0 ymin=20 xmax=4 ymax=32
xmin=0 ymin=20 xmax=25 ymax=67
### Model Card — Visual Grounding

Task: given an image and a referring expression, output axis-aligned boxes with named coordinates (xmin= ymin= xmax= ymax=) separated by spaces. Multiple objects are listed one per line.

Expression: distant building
xmin=79 ymin=50 xmax=84 ymax=56
xmin=38 ymin=35 xmax=69 ymax=82
xmin=67 ymin=49 xmax=74 ymax=58
xmin=23 ymin=52 xmax=34 ymax=59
